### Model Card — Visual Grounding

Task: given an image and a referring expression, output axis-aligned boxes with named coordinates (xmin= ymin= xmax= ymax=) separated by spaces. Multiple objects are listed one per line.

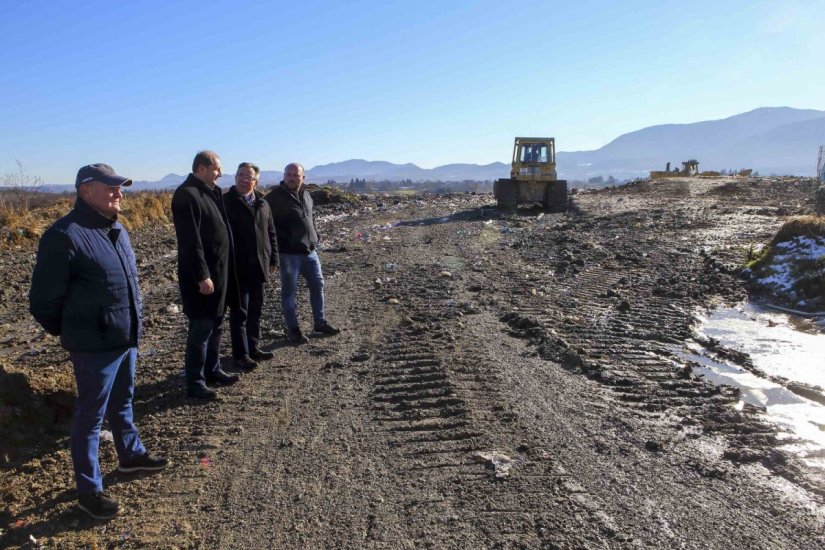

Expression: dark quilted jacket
xmin=29 ymin=197 xmax=142 ymax=352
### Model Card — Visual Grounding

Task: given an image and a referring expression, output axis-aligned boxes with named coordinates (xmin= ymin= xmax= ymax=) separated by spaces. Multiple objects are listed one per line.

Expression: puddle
xmin=673 ymin=302 xmax=825 ymax=468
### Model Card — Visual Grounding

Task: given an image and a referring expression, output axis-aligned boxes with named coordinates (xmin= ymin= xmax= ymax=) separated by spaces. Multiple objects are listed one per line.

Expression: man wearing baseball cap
xmin=29 ymin=163 xmax=168 ymax=520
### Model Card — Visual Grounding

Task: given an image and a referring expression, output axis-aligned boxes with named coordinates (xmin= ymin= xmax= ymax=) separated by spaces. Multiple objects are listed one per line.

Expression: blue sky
xmin=1 ymin=0 xmax=823 ymax=183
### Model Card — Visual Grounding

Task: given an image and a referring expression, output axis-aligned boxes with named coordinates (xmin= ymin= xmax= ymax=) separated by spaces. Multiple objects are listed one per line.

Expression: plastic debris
xmin=199 ymin=457 xmax=212 ymax=468
xmin=473 ymin=451 xmax=514 ymax=479
xmin=100 ymin=429 xmax=114 ymax=442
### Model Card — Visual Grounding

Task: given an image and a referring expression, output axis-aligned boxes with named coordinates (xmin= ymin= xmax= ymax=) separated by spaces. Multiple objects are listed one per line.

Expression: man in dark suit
xmin=223 ymin=162 xmax=278 ymax=369
xmin=171 ymin=151 xmax=240 ymax=400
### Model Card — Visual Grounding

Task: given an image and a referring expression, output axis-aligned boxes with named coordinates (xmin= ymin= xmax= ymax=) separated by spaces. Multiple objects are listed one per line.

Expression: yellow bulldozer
xmin=493 ymin=137 xmax=568 ymax=212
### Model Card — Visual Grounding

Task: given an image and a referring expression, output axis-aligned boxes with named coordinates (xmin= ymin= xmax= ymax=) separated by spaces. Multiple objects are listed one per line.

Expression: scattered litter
xmin=385 ymin=262 xmax=398 ymax=271
xmin=316 ymin=212 xmax=351 ymax=224
xmin=483 ymin=220 xmax=494 ymax=225
xmin=440 ymin=271 xmax=453 ymax=278
xmin=165 ymin=303 xmax=180 ymax=314
xmin=500 ymin=227 xmax=514 ymax=233
xmin=199 ymin=457 xmax=212 ymax=468
xmin=100 ymin=430 xmax=114 ymax=442
xmin=29 ymin=534 xmax=37 ymax=545
xmin=13 ymin=519 xmax=25 ymax=528
xmin=473 ymin=451 xmax=514 ymax=479
xmin=385 ymin=298 xmax=400 ymax=305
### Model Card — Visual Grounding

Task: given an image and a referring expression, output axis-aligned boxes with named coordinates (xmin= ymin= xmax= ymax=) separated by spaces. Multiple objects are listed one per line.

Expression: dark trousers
xmin=70 ymin=347 xmax=145 ymax=495
xmin=184 ymin=316 xmax=224 ymax=388
xmin=229 ymin=280 xmax=265 ymax=358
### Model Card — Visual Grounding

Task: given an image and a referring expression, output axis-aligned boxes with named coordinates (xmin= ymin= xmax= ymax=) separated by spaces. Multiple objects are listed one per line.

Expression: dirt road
xmin=1 ymin=177 xmax=824 ymax=548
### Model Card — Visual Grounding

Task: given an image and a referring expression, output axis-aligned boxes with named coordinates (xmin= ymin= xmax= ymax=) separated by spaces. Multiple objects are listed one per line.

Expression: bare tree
xmin=2 ymin=160 xmax=44 ymax=211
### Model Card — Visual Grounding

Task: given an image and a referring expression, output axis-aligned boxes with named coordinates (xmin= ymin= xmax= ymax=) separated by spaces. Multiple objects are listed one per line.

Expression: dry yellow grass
xmin=0 ymin=190 xmax=173 ymax=248
xmin=769 ymin=215 xmax=825 ymax=246
xmin=119 ymin=191 xmax=173 ymax=231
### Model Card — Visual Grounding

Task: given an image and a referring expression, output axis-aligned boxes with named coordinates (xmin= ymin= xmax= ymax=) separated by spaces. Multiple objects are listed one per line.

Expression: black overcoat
xmin=223 ymin=186 xmax=278 ymax=285
xmin=171 ymin=174 xmax=238 ymax=318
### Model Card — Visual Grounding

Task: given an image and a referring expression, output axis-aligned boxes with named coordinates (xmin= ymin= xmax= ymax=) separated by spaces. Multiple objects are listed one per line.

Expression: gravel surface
xmin=1 ymin=176 xmax=823 ymax=548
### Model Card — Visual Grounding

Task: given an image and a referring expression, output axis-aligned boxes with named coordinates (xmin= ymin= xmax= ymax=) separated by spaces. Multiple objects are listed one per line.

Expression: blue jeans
xmin=279 ymin=251 xmax=326 ymax=330
xmin=229 ymin=281 xmax=265 ymax=358
xmin=70 ymin=347 xmax=146 ymax=496
xmin=184 ymin=316 xmax=224 ymax=387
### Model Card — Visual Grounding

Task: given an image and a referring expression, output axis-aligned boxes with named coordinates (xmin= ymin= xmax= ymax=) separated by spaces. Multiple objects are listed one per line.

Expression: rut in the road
xmin=497 ymin=207 xmax=800 ymax=478
xmin=370 ymin=261 xmax=631 ymax=547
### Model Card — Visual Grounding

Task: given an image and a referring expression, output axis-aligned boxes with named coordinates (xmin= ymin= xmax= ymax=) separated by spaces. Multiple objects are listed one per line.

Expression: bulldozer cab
xmin=494 ymin=136 xmax=568 ymax=213
xmin=511 ymin=137 xmax=557 ymax=181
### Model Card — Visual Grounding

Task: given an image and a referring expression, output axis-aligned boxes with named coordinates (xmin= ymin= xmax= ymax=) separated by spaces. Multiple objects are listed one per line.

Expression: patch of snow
xmin=752 ymin=236 xmax=825 ymax=297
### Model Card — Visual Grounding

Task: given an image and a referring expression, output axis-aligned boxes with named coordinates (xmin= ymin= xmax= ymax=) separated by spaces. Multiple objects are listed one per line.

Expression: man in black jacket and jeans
xmin=224 ymin=162 xmax=278 ymax=368
xmin=171 ymin=151 xmax=240 ymax=399
xmin=264 ymin=162 xmax=340 ymax=343
xmin=30 ymin=163 xmax=168 ymax=519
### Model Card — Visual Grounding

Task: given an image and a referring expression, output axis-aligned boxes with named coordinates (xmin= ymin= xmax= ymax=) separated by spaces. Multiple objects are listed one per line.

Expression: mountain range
xmin=557 ymin=106 xmax=825 ymax=180
xmin=38 ymin=107 xmax=825 ymax=191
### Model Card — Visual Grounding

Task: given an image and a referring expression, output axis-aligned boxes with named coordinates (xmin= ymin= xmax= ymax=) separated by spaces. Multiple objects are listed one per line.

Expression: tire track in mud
xmin=494 ymin=199 xmax=816 ymax=492
xmin=371 ymin=257 xmax=634 ymax=547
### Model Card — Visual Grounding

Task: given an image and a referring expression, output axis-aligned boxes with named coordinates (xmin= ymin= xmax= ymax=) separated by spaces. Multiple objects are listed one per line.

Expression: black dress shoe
xmin=205 ymin=370 xmax=240 ymax=386
xmin=234 ymin=355 xmax=258 ymax=371
xmin=249 ymin=349 xmax=275 ymax=361
xmin=187 ymin=384 xmax=217 ymax=400
xmin=77 ymin=491 xmax=119 ymax=519
xmin=286 ymin=327 xmax=309 ymax=344
xmin=313 ymin=321 xmax=341 ymax=335
xmin=118 ymin=453 xmax=171 ymax=473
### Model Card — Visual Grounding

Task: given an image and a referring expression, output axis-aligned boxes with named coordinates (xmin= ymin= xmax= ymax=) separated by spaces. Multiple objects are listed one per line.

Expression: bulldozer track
xmin=494 ymin=206 xmax=784 ymax=457
xmin=368 ymin=262 xmax=632 ymax=546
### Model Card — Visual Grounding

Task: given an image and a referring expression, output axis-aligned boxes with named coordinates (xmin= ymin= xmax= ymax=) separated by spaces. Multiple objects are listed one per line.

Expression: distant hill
xmin=305 ymin=160 xmax=507 ymax=183
xmin=129 ymin=170 xmax=284 ymax=191
xmin=37 ymin=106 xmax=825 ymax=190
xmin=558 ymin=107 xmax=825 ymax=180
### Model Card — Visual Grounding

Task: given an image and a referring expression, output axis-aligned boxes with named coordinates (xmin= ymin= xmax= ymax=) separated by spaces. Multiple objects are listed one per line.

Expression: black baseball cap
xmin=75 ymin=163 xmax=133 ymax=188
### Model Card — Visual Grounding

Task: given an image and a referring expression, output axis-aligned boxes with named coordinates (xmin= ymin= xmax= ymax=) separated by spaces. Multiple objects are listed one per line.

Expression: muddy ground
xmin=1 ymin=176 xmax=824 ymax=548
